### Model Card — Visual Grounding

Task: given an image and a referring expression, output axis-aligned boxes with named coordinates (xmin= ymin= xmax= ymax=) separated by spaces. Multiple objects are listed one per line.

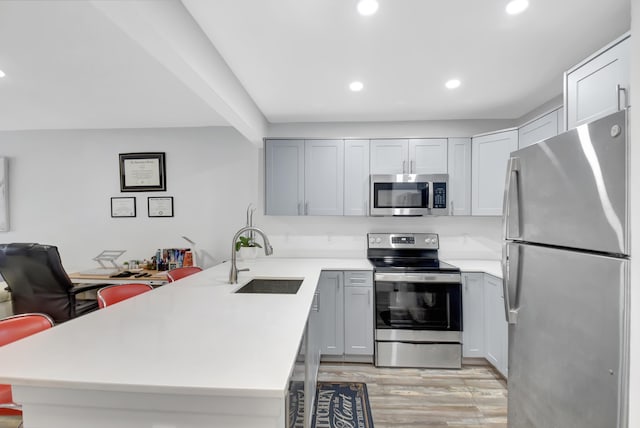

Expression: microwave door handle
xmin=427 ymin=181 xmax=434 ymax=209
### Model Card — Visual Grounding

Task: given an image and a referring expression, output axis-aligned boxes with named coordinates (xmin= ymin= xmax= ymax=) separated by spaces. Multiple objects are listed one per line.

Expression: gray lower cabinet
xmin=462 ymin=272 xmax=485 ymax=358
xmin=484 ymin=273 xmax=508 ymax=377
xmin=317 ymin=271 xmax=344 ymax=355
xmin=316 ymin=270 xmax=373 ymax=358
xmin=462 ymin=272 xmax=508 ymax=378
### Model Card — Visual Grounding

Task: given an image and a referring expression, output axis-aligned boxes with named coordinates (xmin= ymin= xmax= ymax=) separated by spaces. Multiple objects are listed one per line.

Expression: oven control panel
xmin=368 ymin=233 xmax=439 ymax=249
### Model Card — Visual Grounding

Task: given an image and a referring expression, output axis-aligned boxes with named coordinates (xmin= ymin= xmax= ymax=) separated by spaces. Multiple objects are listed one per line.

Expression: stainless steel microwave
xmin=370 ymin=174 xmax=449 ymax=216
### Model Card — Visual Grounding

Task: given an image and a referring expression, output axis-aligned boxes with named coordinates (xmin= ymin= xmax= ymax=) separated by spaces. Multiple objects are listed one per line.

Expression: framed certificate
xmin=119 ymin=152 xmax=166 ymax=192
xmin=111 ymin=197 xmax=136 ymax=218
xmin=148 ymin=196 xmax=174 ymax=217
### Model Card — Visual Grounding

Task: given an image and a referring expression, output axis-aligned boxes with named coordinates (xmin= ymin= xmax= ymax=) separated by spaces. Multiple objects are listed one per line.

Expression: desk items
xmin=154 ymin=248 xmax=194 ymax=271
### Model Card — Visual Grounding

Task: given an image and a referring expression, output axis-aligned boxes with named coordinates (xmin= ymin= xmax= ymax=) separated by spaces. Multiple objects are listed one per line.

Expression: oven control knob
xmin=375 ymin=237 xmax=382 ymax=243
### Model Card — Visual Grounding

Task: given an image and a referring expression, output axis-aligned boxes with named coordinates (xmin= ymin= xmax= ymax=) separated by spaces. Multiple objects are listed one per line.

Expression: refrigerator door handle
xmin=502 ymin=157 xmax=521 ymax=240
xmin=502 ymin=242 xmax=519 ymax=324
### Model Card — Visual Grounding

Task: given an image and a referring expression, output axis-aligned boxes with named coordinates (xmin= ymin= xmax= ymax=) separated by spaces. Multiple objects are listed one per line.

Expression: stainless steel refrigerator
xmin=502 ymin=110 xmax=630 ymax=428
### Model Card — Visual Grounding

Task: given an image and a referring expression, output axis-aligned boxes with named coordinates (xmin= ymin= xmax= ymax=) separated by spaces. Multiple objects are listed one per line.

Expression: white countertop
xmin=0 ymin=258 xmax=372 ymax=399
xmin=443 ymin=259 xmax=503 ymax=279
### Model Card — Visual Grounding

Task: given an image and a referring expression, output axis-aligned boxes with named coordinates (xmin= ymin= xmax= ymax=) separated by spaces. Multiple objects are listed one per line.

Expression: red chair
xmin=167 ymin=266 xmax=202 ymax=283
xmin=96 ymin=283 xmax=153 ymax=309
xmin=0 ymin=313 xmax=54 ymax=419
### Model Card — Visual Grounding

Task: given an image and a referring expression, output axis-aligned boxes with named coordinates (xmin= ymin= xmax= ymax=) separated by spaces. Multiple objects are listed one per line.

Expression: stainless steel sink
xmin=235 ymin=278 xmax=304 ymax=294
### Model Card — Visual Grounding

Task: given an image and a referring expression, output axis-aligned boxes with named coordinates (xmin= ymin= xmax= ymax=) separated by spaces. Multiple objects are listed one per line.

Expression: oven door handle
xmin=374 ymin=272 xmax=461 ymax=283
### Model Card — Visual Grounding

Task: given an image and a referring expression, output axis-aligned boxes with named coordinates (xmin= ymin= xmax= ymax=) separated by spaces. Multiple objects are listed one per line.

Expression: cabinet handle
xmin=617 ymin=84 xmax=628 ymax=111
xmin=402 ymin=160 xmax=406 ymax=174
xmin=305 ymin=201 xmax=309 ymax=215
xmin=450 ymin=200 xmax=454 ymax=216
xmin=410 ymin=160 xmax=414 ymax=173
xmin=297 ymin=202 xmax=302 ymax=215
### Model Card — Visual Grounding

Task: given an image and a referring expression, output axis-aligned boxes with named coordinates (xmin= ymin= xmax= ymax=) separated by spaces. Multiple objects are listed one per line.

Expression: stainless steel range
xmin=368 ymin=232 xmax=462 ymax=369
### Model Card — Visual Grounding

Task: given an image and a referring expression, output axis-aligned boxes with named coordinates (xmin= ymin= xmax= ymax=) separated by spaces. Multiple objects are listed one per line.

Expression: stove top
xmin=368 ymin=257 xmax=460 ymax=273
xmin=366 ymin=233 xmax=459 ymax=274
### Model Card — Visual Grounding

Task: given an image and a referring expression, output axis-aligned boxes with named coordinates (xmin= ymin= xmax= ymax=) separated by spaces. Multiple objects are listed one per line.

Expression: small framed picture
xmin=119 ymin=152 xmax=166 ymax=192
xmin=148 ymin=196 xmax=174 ymax=217
xmin=111 ymin=197 xmax=136 ymax=218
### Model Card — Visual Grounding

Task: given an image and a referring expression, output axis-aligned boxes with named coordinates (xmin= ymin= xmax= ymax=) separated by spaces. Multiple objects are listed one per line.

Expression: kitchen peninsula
xmin=0 ymin=258 xmax=372 ymax=428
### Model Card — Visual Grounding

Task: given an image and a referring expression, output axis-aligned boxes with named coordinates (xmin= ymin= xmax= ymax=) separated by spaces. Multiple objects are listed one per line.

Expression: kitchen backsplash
xmin=264 ymin=234 xmax=501 ymax=260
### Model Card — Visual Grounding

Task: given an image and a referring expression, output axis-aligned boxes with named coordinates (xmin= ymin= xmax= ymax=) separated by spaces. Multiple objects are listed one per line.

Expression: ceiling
xmin=0 ymin=0 xmax=631 ymax=132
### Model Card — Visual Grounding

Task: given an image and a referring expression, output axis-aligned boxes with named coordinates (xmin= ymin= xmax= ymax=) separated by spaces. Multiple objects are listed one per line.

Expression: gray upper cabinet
xmin=265 ymin=139 xmax=304 ymax=215
xmin=518 ymin=108 xmax=560 ymax=149
xmin=565 ymin=34 xmax=630 ymax=131
xmin=471 ymin=129 xmax=518 ymax=216
xmin=344 ymin=140 xmax=370 ymax=216
xmin=369 ymin=139 xmax=409 ymax=174
xmin=447 ymin=138 xmax=472 ymax=215
xmin=409 ymin=138 xmax=448 ymax=174
xmin=265 ymin=139 xmax=344 ymax=216
xmin=370 ymin=138 xmax=448 ymax=174
xmin=304 ymin=140 xmax=344 ymax=216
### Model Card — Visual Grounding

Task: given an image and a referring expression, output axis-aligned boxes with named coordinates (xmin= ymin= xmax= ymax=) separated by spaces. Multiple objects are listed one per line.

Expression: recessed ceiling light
xmin=349 ymin=81 xmax=364 ymax=92
xmin=357 ymin=0 xmax=379 ymax=16
xmin=0 ymin=70 xmax=5 ymax=78
xmin=506 ymin=0 xmax=529 ymax=15
xmin=445 ymin=79 xmax=461 ymax=89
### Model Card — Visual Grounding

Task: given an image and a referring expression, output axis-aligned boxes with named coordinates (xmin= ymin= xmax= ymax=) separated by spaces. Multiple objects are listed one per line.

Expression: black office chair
xmin=0 ymin=243 xmax=105 ymax=323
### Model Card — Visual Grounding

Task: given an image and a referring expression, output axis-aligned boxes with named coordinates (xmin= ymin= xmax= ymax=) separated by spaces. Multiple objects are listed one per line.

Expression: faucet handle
xmin=238 ymin=268 xmax=250 ymax=273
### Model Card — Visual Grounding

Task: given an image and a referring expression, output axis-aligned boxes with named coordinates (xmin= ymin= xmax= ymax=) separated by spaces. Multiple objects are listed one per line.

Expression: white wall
xmin=267 ymin=118 xmax=517 ymax=139
xmin=628 ymin=1 xmax=638 ymax=425
xmin=0 ymin=126 xmax=258 ymax=271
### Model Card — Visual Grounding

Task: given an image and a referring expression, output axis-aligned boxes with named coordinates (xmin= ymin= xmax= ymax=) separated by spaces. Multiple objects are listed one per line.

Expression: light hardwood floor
xmin=318 ymin=362 xmax=507 ymax=428
xmin=0 ymin=363 xmax=507 ymax=428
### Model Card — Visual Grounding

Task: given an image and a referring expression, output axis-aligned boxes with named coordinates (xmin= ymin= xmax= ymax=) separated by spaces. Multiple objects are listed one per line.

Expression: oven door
xmin=374 ymin=272 xmax=462 ymax=332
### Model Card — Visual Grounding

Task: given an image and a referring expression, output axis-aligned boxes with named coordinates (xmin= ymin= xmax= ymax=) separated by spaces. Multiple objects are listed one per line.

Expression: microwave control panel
xmin=432 ymin=182 xmax=447 ymax=209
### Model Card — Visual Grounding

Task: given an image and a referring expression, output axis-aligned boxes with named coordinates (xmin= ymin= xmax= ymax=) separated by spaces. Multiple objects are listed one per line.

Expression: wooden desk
xmin=69 ymin=269 xmax=169 ymax=286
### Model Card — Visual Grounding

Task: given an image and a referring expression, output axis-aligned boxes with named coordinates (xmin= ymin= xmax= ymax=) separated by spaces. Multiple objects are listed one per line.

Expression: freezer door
xmin=506 ymin=243 xmax=629 ymax=428
xmin=503 ymin=110 xmax=628 ymax=255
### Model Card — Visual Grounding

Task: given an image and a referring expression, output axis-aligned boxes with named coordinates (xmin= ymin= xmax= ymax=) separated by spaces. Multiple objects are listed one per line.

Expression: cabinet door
xmin=317 ymin=271 xmax=344 ymax=355
xmin=409 ymin=138 xmax=448 ymax=174
xmin=370 ymin=139 xmax=409 ymax=174
xmin=484 ymin=274 xmax=508 ymax=377
xmin=447 ymin=138 xmax=472 ymax=216
xmin=344 ymin=286 xmax=374 ymax=355
xmin=566 ymin=36 xmax=630 ymax=130
xmin=518 ymin=109 xmax=559 ymax=149
xmin=471 ymin=130 xmax=518 ymax=216
xmin=344 ymin=140 xmax=370 ymax=216
xmin=304 ymin=140 xmax=344 ymax=216
xmin=462 ymin=273 xmax=484 ymax=358
xmin=265 ymin=140 xmax=304 ymax=215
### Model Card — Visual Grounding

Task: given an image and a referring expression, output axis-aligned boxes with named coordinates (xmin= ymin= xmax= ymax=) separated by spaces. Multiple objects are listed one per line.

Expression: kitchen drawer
xmin=344 ymin=271 xmax=373 ymax=287
xmin=375 ymin=342 xmax=462 ymax=369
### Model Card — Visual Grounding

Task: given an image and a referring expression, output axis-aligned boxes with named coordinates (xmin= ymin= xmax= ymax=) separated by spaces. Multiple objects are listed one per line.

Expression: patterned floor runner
xmin=289 ymin=381 xmax=374 ymax=428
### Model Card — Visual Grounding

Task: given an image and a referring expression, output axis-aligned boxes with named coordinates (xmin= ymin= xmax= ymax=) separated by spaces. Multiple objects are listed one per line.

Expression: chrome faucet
xmin=229 ymin=226 xmax=274 ymax=284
